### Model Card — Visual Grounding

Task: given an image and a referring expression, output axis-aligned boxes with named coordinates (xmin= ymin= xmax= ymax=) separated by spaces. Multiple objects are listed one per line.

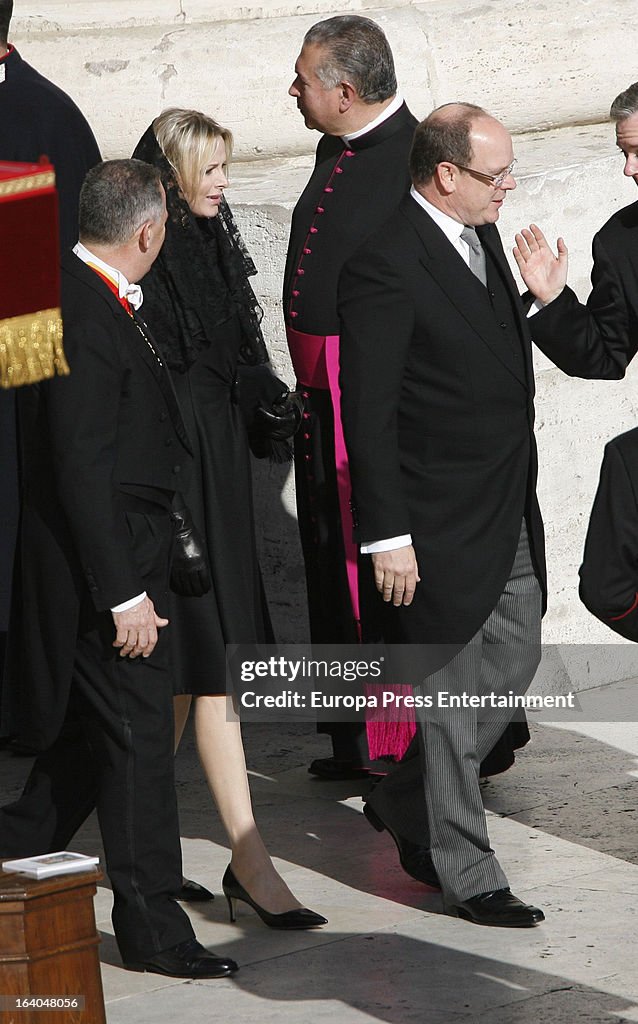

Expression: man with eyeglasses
xmin=338 ymin=103 xmax=550 ymax=927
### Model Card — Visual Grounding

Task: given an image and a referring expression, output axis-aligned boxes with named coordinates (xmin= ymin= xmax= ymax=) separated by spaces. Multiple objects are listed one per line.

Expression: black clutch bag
xmin=237 ymin=363 xmax=303 ymax=462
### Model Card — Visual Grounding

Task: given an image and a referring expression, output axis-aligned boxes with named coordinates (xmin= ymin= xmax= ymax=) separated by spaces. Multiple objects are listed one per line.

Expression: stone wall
xmin=12 ymin=1 xmax=638 ymax=687
xmin=14 ymin=0 xmax=638 ymax=160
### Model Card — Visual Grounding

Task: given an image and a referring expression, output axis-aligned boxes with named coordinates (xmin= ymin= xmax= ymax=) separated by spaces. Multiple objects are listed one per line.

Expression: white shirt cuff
xmin=526 ymin=298 xmax=545 ymax=317
xmin=361 ymin=535 xmax=412 ymax=554
xmin=111 ymin=591 xmax=147 ymax=613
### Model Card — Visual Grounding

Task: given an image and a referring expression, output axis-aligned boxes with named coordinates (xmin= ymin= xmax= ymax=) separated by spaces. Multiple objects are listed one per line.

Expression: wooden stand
xmin=0 ymin=866 xmax=106 ymax=1024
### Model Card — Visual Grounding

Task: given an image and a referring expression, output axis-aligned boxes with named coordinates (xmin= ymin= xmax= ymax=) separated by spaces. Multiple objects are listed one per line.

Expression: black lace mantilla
xmin=132 ymin=124 xmax=268 ymax=372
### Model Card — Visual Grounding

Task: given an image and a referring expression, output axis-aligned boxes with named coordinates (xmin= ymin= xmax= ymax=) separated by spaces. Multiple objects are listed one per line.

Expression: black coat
xmin=338 ymin=196 xmax=547 ymax=646
xmin=528 ymin=201 xmax=638 ymax=639
xmin=6 ymin=254 xmax=192 ymax=749
xmin=0 ymin=46 xmax=101 ymax=250
xmin=0 ymin=45 xmax=101 ymax=637
xmin=580 ymin=427 xmax=638 ymax=640
xmin=529 ymin=198 xmax=638 ymax=378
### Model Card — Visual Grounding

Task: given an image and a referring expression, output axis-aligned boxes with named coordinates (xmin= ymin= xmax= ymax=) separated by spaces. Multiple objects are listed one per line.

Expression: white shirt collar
xmin=342 ymin=93 xmax=404 ymax=143
xmin=72 ymin=241 xmax=143 ymax=310
xmin=409 ymin=186 xmax=465 ymax=245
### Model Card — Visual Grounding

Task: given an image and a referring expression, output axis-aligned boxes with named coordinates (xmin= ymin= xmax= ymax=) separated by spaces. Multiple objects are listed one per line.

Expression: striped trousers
xmin=368 ymin=519 xmax=541 ymax=901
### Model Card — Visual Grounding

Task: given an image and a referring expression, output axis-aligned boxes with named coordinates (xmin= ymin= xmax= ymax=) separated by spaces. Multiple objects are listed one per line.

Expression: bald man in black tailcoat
xmin=339 ymin=105 xmax=547 ymax=926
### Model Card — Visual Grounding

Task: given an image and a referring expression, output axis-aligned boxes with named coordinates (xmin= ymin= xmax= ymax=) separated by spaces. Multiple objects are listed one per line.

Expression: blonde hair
xmin=153 ymin=107 xmax=233 ymax=206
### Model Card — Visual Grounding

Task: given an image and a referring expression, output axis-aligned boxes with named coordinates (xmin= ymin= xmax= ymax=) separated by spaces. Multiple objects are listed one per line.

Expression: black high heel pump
xmin=222 ymin=866 xmax=327 ymax=930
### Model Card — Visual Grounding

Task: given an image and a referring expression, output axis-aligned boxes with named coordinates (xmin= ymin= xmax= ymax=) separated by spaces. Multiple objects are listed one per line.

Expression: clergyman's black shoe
xmin=363 ymin=803 xmax=440 ymax=890
xmin=125 ymin=938 xmax=238 ymax=978
xmin=176 ymin=877 xmax=215 ymax=902
xmin=309 ymin=757 xmax=370 ymax=780
xmin=446 ymin=888 xmax=545 ymax=928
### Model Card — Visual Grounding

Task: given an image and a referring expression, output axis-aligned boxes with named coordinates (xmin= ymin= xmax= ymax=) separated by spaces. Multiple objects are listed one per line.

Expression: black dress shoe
xmin=125 ymin=938 xmax=238 ymax=978
xmin=308 ymin=757 xmax=370 ymax=780
xmin=222 ymin=865 xmax=327 ymax=929
xmin=446 ymin=888 xmax=545 ymax=927
xmin=176 ymin=877 xmax=215 ymax=902
xmin=309 ymin=756 xmax=396 ymax=780
xmin=7 ymin=738 xmax=39 ymax=757
xmin=363 ymin=804 xmax=440 ymax=890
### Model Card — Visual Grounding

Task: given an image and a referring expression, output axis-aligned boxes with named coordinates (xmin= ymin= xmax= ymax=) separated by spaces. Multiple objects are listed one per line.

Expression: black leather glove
xmin=170 ymin=505 xmax=212 ymax=597
xmin=252 ymin=388 xmax=304 ymax=441
xmin=237 ymin=363 xmax=304 ymax=461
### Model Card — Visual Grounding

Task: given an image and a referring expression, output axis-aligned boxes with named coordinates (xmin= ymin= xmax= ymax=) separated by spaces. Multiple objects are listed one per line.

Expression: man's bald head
xmin=410 ymin=103 xmax=516 ymax=226
xmin=410 ymin=103 xmax=490 ymax=187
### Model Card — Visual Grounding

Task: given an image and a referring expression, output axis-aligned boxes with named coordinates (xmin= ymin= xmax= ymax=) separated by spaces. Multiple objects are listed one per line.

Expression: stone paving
xmin=2 ymin=682 xmax=638 ymax=1023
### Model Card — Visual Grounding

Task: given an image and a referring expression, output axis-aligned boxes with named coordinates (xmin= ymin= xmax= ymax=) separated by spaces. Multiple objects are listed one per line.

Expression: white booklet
xmin=2 ymin=851 xmax=99 ymax=879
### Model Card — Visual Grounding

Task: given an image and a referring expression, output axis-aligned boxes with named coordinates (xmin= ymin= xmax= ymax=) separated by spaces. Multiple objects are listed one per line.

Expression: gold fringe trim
xmin=0 ymin=170 xmax=56 ymax=198
xmin=0 ymin=308 xmax=69 ymax=389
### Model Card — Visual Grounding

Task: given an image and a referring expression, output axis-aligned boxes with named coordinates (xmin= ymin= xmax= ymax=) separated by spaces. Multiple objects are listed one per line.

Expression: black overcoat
xmin=580 ymin=427 xmax=638 ymax=640
xmin=0 ymin=45 xmax=101 ymax=640
xmin=339 ymin=195 xmax=548 ymax=648
xmin=530 ymin=198 xmax=638 ymax=377
xmin=0 ymin=46 xmax=101 ymax=250
xmin=528 ymin=200 xmax=638 ymax=639
xmin=6 ymin=254 xmax=192 ymax=749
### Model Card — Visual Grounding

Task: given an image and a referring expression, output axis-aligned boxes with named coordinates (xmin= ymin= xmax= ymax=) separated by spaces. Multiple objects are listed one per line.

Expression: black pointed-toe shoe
xmin=176 ymin=876 xmax=215 ymax=902
xmin=446 ymin=888 xmax=545 ymax=927
xmin=222 ymin=866 xmax=327 ymax=930
xmin=125 ymin=938 xmax=238 ymax=978
xmin=363 ymin=803 xmax=440 ymax=890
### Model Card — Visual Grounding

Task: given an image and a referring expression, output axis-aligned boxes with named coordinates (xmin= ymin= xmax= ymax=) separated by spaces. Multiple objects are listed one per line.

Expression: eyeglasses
xmin=453 ymin=159 xmax=517 ymax=189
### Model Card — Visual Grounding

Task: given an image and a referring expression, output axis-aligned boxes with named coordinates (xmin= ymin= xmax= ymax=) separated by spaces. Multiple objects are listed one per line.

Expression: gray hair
xmin=303 ymin=15 xmax=396 ymax=104
xmin=610 ymin=82 xmax=638 ymax=122
xmin=79 ymin=159 xmax=164 ymax=246
xmin=410 ymin=103 xmax=487 ymax=185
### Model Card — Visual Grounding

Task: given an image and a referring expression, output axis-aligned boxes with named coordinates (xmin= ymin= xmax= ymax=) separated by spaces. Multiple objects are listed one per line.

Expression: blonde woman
xmin=132 ymin=110 xmax=325 ymax=929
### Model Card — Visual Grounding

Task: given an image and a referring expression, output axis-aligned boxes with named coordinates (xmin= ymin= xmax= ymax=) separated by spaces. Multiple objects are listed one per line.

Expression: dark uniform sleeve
xmin=530 ymin=233 xmax=638 ymax=379
xmin=580 ymin=439 xmax=638 ymax=640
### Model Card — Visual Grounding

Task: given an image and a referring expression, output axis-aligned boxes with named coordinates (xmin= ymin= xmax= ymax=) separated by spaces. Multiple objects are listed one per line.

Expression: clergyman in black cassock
xmin=285 ymin=15 xmax=529 ymax=778
xmin=285 ymin=15 xmax=417 ymax=775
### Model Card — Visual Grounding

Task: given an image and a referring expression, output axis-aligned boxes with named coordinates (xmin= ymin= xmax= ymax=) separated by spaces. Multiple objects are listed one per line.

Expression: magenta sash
xmin=286 ymin=325 xmax=361 ymax=635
